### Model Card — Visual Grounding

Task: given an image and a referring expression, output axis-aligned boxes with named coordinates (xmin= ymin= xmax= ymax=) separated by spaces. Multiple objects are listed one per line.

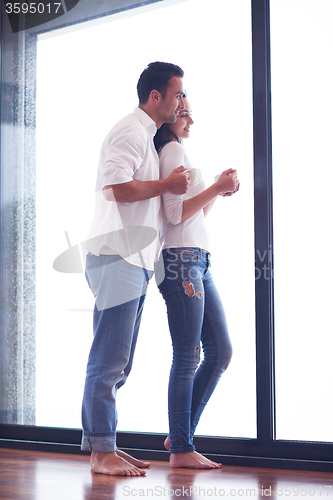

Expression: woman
xmin=154 ymin=98 xmax=239 ymax=469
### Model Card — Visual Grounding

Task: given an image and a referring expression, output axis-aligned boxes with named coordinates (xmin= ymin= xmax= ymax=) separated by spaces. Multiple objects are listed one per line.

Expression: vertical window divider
xmin=251 ymin=0 xmax=276 ymax=444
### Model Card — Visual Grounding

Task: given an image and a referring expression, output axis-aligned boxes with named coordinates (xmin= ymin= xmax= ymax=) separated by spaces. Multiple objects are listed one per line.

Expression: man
xmin=81 ymin=62 xmax=188 ymax=477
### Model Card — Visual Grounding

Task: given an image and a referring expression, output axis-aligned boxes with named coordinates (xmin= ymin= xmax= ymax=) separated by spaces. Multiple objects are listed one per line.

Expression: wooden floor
xmin=0 ymin=448 xmax=332 ymax=500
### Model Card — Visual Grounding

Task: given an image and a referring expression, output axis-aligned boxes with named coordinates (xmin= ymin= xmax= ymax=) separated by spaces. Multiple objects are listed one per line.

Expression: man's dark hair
xmin=137 ymin=61 xmax=184 ymax=104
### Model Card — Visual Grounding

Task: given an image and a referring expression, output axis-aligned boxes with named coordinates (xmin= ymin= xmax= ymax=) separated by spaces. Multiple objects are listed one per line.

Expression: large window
xmin=270 ymin=0 xmax=333 ymax=442
xmin=35 ymin=0 xmax=255 ymax=438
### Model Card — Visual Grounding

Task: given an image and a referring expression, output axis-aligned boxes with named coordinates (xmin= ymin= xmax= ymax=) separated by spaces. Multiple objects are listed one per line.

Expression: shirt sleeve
xmin=159 ymin=142 xmax=185 ymax=226
xmin=101 ymin=122 xmax=147 ymax=188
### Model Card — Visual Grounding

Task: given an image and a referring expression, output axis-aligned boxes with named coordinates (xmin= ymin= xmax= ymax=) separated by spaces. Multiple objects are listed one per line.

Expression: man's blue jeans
xmin=81 ymin=253 xmax=152 ymax=452
xmin=158 ymin=247 xmax=232 ymax=454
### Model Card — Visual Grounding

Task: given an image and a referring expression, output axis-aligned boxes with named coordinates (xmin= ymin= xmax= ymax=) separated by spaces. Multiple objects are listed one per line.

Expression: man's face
xmin=157 ymin=76 xmax=185 ymax=125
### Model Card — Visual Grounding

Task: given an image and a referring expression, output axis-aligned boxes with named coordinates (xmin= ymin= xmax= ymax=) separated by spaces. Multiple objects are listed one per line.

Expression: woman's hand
xmin=215 ymin=168 xmax=240 ymax=196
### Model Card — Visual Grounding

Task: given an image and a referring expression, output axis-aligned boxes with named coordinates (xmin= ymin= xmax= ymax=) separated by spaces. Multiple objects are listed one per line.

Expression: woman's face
xmin=168 ymin=98 xmax=194 ymax=140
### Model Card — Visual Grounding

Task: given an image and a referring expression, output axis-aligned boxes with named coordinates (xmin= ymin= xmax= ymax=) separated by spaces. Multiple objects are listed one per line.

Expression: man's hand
xmin=164 ymin=166 xmax=189 ymax=195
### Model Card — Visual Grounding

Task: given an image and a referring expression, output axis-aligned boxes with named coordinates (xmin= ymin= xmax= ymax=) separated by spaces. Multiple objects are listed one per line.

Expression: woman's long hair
xmin=153 ymin=123 xmax=180 ymax=154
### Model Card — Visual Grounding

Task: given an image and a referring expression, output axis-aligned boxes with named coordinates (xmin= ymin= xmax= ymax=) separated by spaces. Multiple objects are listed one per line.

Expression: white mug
xmin=185 ymin=168 xmax=201 ymax=186
xmin=214 ymin=173 xmax=230 ymax=196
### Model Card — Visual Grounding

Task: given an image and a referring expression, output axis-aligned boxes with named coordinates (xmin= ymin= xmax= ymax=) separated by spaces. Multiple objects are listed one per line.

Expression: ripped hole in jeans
xmin=182 ymin=281 xmax=202 ymax=299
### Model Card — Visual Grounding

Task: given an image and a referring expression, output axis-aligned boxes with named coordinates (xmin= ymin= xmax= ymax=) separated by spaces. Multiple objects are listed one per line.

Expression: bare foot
xmin=164 ymin=436 xmax=170 ymax=451
xmin=165 ymin=436 xmax=221 ymax=469
xmin=116 ymin=449 xmax=150 ymax=468
xmin=90 ymin=451 xmax=146 ymax=476
xmin=170 ymin=451 xmax=222 ymax=469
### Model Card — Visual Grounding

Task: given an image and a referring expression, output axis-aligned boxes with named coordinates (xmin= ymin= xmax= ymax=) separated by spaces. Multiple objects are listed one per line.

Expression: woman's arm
xmin=160 ymin=142 xmax=239 ymax=224
xmin=203 ymin=197 xmax=218 ymax=218
xmin=181 ymin=169 xmax=239 ymax=222
xmin=160 ymin=143 xmax=189 ymax=225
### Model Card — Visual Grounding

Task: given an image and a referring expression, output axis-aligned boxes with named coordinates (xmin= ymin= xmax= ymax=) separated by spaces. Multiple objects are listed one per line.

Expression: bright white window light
xmin=36 ymin=0 xmax=255 ymax=438
xmin=271 ymin=0 xmax=333 ymax=442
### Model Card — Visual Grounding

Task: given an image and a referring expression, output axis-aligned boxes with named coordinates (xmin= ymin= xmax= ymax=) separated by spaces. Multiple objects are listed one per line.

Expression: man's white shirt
xmin=86 ymin=108 xmax=162 ymax=271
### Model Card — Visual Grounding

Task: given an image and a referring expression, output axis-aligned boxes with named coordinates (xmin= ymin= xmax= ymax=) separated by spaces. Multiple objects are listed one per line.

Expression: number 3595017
xmin=5 ymin=3 xmax=62 ymax=14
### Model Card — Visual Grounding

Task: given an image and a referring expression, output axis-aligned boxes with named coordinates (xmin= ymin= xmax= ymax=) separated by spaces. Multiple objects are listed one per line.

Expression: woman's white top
xmin=159 ymin=141 xmax=210 ymax=252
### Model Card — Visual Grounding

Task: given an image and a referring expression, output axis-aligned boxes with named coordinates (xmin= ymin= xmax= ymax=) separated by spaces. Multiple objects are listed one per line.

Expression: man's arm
xmin=103 ymin=166 xmax=189 ymax=202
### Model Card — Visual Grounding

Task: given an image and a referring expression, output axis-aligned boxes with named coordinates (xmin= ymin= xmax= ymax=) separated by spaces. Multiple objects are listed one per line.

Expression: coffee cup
xmin=185 ymin=168 xmax=201 ymax=186
xmin=214 ymin=173 xmax=230 ymax=196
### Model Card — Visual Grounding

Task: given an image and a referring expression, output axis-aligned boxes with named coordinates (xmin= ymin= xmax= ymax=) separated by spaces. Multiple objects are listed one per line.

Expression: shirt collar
xmin=133 ymin=107 xmax=157 ymax=138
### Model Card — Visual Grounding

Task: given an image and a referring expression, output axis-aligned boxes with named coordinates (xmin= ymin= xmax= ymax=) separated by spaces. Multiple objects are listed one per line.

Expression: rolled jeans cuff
xmin=81 ymin=432 xmax=117 ymax=452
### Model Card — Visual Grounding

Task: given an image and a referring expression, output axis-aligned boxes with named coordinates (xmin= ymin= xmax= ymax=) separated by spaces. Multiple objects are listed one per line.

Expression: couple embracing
xmin=81 ymin=62 xmax=239 ymax=476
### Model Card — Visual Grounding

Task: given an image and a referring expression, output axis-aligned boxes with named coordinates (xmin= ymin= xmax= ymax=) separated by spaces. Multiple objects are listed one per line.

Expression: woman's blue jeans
xmin=81 ymin=253 xmax=152 ymax=452
xmin=158 ymin=247 xmax=232 ymax=454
